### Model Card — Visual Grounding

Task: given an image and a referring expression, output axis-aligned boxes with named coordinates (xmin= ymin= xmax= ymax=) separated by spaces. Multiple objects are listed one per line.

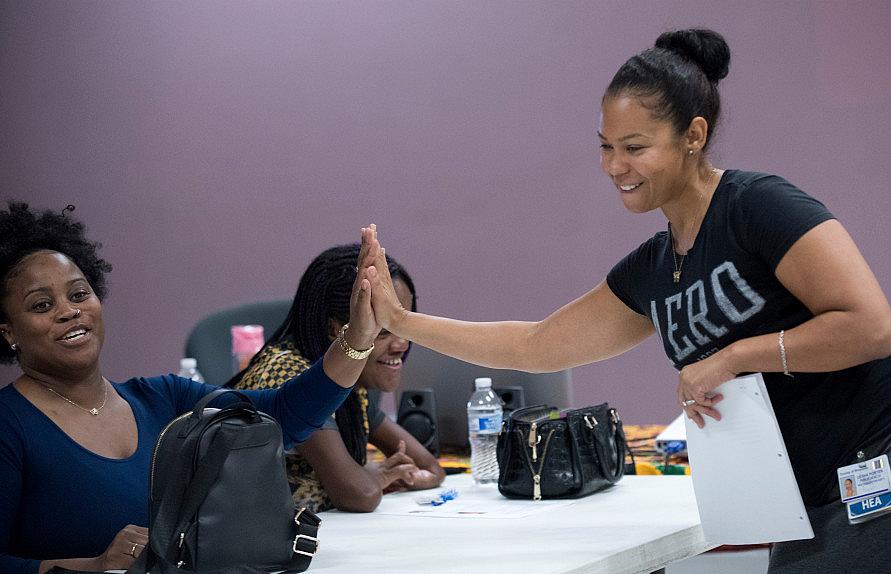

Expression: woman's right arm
xmin=363 ymin=230 xmax=654 ymax=372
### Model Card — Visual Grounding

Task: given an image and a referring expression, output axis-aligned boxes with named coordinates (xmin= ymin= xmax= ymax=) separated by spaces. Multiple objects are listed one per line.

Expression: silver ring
xmin=682 ymin=399 xmax=697 ymax=407
xmin=129 ymin=543 xmax=138 ymax=557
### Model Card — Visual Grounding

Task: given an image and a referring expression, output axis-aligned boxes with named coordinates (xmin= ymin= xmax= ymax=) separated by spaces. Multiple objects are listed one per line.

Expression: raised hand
xmin=359 ymin=224 xmax=409 ymax=332
xmin=345 ymin=225 xmax=382 ymax=350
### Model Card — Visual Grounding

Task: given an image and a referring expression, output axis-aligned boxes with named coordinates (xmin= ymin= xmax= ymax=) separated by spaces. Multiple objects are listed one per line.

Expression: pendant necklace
xmin=670 ymin=168 xmax=717 ymax=284
xmin=34 ymin=377 xmax=109 ymax=416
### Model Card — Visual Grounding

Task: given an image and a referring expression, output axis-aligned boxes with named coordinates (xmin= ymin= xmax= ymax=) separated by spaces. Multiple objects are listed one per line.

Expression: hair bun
xmin=655 ymin=29 xmax=730 ymax=84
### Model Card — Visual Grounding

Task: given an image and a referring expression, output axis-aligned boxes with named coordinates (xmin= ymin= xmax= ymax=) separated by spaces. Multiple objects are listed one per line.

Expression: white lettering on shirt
xmin=651 ymin=261 xmax=767 ymax=363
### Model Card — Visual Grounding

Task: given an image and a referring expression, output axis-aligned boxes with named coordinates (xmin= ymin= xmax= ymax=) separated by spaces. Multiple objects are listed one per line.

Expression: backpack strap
xmin=284 ymin=506 xmax=322 ymax=573
xmin=137 ymin=422 xmax=241 ymax=570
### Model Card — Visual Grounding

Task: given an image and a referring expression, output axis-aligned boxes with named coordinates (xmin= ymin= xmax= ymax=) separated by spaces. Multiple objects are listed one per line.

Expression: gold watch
xmin=336 ymin=323 xmax=374 ymax=360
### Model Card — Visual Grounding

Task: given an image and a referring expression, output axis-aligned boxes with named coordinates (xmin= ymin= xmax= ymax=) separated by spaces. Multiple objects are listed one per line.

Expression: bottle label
xmin=469 ymin=412 xmax=503 ymax=434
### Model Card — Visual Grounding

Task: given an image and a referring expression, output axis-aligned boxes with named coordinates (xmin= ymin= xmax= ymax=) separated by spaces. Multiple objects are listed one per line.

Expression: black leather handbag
xmin=129 ymin=389 xmax=320 ymax=573
xmin=496 ymin=403 xmax=627 ymax=500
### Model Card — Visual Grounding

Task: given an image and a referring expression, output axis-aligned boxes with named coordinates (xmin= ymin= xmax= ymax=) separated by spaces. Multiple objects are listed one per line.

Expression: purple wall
xmin=3 ymin=1 xmax=890 ymax=423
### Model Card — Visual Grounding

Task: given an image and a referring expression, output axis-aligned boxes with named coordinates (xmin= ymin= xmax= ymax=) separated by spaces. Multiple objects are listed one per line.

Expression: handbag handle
xmin=592 ymin=409 xmax=626 ymax=484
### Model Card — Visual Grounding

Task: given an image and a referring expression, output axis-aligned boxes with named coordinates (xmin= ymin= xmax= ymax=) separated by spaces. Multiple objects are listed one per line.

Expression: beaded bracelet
xmin=778 ymin=330 xmax=793 ymax=378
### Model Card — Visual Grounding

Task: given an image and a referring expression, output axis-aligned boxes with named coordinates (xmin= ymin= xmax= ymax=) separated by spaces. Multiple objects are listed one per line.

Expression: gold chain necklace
xmin=670 ymin=168 xmax=717 ymax=283
xmin=37 ymin=379 xmax=109 ymax=416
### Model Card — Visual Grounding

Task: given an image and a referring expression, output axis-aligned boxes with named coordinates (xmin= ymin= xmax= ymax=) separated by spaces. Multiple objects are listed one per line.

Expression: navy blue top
xmin=0 ymin=359 xmax=351 ymax=573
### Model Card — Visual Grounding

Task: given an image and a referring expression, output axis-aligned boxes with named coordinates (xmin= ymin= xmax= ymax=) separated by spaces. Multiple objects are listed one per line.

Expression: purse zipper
xmin=528 ymin=421 xmax=541 ymax=461
xmin=522 ymin=428 xmax=556 ymax=501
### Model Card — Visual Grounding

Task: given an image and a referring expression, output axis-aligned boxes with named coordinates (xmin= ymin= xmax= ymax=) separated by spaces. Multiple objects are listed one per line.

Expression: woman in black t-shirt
xmin=359 ymin=29 xmax=891 ymax=573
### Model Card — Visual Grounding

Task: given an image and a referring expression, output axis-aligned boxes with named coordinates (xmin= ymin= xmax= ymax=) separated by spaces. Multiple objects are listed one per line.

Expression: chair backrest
xmin=399 ymin=345 xmax=573 ymax=448
xmin=184 ymin=299 xmax=292 ymax=386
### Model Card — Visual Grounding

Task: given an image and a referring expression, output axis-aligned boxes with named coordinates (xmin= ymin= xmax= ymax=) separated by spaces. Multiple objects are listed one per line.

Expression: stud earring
xmin=688 ymin=149 xmax=694 ymax=156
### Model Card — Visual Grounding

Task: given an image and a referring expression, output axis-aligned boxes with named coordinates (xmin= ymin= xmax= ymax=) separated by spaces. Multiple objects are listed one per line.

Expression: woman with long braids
xmin=0 ymin=203 xmax=382 ymax=573
xmin=361 ymin=29 xmax=891 ymax=572
xmin=229 ymin=244 xmax=444 ymax=513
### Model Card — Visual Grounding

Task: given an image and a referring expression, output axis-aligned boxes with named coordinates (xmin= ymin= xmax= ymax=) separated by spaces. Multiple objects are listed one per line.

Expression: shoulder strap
xmin=151 ymin=423 xmax=240 ymax=563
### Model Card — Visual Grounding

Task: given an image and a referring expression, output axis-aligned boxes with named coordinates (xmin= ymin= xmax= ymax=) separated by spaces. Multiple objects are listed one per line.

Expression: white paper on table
xmin=685 ymin=373 xmax=814 ymax=545
xmin=374 ymin=484 xmax=577 ymax=519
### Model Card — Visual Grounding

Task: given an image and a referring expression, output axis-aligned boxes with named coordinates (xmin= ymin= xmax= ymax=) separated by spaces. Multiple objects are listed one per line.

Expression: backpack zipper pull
xmin=533 ymin=474 xmax=541 ymax=501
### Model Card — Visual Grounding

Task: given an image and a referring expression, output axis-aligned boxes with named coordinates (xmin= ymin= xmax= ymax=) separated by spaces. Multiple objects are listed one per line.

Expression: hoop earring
xmin=10 ymin=343 xmax=17 ymax=352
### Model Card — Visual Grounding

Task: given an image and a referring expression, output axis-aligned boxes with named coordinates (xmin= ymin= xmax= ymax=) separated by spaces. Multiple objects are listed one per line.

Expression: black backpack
xmin=130 ymin=388 xmax=320 ymax=573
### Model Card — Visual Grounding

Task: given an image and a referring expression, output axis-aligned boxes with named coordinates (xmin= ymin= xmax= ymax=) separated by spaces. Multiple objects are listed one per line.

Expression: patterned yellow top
xmin=234 ymin=340 xmax=370 ymax=512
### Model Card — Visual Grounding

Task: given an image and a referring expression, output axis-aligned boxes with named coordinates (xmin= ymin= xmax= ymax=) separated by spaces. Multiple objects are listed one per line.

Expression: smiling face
xmin=354 ymin=279 xmax=413 ymax=393
xmin=0 ymin=251 xmax=105 ymax=379
xmin=598 ymin=95 xmax=695 ymax=214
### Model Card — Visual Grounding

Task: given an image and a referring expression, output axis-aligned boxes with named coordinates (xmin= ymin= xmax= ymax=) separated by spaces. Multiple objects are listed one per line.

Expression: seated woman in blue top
xmin=0 ymin=202 xmax=383 ymax=574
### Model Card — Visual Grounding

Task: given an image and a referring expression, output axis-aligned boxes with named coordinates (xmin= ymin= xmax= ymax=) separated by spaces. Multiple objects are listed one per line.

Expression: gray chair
xmin=184 ymin=299 xmax=292 ymax=386
xmin=399 ymin=345 xmax=573 ymax=448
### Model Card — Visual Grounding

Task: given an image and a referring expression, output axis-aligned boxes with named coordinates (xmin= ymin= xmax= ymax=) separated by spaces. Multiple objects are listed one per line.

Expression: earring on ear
xmin=10 ymin=343 xmax=17 ymax=352
xmin=688 ymin=149 xmax=695 ymax=156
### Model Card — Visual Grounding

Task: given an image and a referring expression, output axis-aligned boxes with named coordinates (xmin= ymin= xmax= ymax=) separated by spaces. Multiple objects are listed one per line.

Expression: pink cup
xmin=231 ymin=325 xmax=265 ymax=373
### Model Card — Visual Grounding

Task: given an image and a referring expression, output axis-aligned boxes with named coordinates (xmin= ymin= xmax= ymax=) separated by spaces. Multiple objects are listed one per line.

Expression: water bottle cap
xmin=474 ymin=377 xmax=492 ymax=389
xmin=180 ymin=358 xmax=197 ymax=369
xmin=231 ymin=325 xmax=265 ymax=355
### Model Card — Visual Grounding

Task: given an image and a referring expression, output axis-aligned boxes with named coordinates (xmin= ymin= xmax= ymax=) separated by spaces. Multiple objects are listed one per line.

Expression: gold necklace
xmin=670 ymin=168 xmax=717 ymax=284
xmin=37 ymin=379 xmax=109 ymax=416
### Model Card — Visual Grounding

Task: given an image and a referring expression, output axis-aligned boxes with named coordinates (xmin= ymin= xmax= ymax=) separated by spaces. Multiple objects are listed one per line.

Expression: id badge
xmin=837 ymin=454 xmax=891 ymax=524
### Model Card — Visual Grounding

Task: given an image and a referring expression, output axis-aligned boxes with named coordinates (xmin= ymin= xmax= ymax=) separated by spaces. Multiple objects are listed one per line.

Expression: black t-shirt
xmin=608 ymin=169 xmax=891 ymax=505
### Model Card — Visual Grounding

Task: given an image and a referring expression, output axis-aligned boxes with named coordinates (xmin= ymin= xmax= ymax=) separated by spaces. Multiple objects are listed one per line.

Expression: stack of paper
xmin=685 ymin=373 xmax=814 ymax=545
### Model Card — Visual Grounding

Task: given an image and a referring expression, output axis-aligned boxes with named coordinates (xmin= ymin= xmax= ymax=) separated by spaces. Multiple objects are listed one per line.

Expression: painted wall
xmin=3 ymin=1 xmax=890 ymax=423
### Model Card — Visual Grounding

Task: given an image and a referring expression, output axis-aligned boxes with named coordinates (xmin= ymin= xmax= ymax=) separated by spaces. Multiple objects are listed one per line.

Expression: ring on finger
xmin=129 ymin=542 xmax=138 ymax=557
xmin=682 ymin=399 xmax=697 ymax=407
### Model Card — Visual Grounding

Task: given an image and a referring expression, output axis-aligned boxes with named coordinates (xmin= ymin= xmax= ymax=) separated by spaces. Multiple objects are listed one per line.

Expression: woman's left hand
xmin=677 ymin=350 xmax=735 ymax=428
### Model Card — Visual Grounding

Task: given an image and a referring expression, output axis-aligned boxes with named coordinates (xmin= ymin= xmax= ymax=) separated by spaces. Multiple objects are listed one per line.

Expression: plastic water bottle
xmin=467 ymin=377 xmax=503 ymax=484
xmin=177 ymin=358 xmax=205 ymax=383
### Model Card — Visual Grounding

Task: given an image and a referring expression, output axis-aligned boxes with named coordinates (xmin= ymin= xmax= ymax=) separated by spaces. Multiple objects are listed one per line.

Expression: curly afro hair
xmin=0 ymin=201 xmax=112 ymax=364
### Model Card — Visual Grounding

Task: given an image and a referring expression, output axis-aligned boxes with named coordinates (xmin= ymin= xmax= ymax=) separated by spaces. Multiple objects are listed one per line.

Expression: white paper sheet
xmin=373 ymin=482 xmax=577 ymax=518
xmin=685 ymin=373 xmax=814 ymax=544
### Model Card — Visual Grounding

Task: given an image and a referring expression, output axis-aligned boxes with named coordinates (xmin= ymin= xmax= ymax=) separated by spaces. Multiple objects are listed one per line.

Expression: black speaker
xmin=396 ymin=388 xmax=440 ymax=457
xmin=494 ymin=386 xmax=525 ymax=414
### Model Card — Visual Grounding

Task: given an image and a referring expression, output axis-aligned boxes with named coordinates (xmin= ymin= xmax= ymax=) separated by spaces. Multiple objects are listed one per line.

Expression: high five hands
xmin=359 ymin=224 xmax=408 ymax=334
